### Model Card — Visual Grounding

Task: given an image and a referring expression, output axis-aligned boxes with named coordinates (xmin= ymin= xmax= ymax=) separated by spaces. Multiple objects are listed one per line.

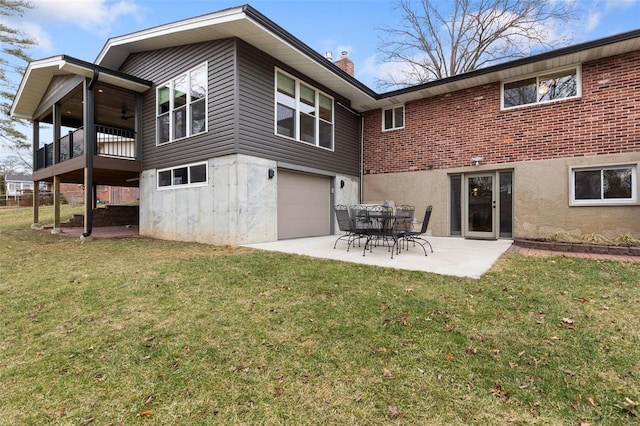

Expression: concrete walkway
xmin=244 ymin=235 xmax=513 ymax=279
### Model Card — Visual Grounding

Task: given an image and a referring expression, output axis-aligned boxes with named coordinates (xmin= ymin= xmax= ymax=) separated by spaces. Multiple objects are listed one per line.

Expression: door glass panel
xmin=499 ymin=172 xmax=513 ymax=238
xmin=450 ymin=175 xmax=461 ymax=235
xmin=468 ymin=176 xmax=493 ymax=232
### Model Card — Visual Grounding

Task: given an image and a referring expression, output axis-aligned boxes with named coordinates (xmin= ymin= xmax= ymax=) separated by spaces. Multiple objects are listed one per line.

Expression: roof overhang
xmin=14 ymin=4 xmax=640 ymax=118
xmin=369 ymin=28 xmax=640 ymax=110
xmin=11 ymin=55 xmax=152 ymax=120
xmin=93 ymin=5 xmax=640 ymax=112
xmin=95 ymin=4 xmax=377 ymax=112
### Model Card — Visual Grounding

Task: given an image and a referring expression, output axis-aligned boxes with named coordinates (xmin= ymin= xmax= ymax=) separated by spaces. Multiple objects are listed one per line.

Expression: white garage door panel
xmin=278 ymin=170 xmax=331 ymax=239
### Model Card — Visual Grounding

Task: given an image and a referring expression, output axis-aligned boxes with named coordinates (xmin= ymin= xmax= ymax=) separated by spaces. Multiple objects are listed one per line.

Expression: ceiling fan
xmin=121 ymin=106 xmax=135 ymax=120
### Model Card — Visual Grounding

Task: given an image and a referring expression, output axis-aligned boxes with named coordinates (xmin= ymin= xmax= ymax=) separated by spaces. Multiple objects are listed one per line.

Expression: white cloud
xmin=585 ymin=11 xmax=601 ymax=31
xmin=605 ymin=0 xmax=639 ymax=10
xmin=19 ymin=22 xmax=53 ymax=52
xmin=28 ymin=0 xmax=143 ymax=36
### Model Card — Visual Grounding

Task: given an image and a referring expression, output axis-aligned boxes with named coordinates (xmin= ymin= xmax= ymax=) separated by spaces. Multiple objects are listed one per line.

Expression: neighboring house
xmin=3 ymin=175 xmax=34 ymax=204
xmin=10 ymin=4 xmax=640 ymax=243
xmin=2 ymin=175 xmax=53 ymax=206
xmin=4 ymin=175 xmax=33 ymax=197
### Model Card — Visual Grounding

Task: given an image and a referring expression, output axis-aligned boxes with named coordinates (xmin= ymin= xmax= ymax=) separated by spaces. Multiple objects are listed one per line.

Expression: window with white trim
xmin=502 ymin=66 xmax=580 ymax=109
xmin=157 ymin=162 xmax=208 ymax=189
xmin=275 ymin=69 xmax=334 ymax=150
xmin=157 ymin=63 xmax=207 ymax=145
xmin=382 ymin=105 xmax=404 ymax=131
xmin=570 ymin=165 xmax=637 ymax=205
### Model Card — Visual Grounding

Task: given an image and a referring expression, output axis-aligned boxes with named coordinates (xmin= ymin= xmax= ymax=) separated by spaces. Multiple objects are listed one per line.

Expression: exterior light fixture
xmin=340 ymin=179 xmax=345 ymax=188
xmin=471 ymin=156 xmax=483 ymax=166
xmin=268 ymin=168 xmax=275 ymax=179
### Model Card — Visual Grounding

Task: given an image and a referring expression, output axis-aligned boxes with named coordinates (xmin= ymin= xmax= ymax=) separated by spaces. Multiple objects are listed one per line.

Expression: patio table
xmin=355 ymin=211 xmax=413 ymax=258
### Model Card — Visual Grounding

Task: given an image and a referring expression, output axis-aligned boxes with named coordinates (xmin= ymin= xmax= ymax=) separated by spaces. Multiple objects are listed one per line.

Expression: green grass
xmin=1 ymin=207 xmax=639 ymax=425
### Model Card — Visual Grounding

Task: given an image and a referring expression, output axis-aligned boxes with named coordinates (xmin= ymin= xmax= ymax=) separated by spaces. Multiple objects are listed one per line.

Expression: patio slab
xmin=243 ymin=235 xmax=513 ymax=279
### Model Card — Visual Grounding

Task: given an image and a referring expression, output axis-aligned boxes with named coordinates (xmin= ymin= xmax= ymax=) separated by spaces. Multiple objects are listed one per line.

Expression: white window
xmin=382 ymin=105 xmax=404 ymax=131
xmin=275 ymin=69 xmax=334 ymax=150
xmin=502 ymin=66 xmax=580 ymax=109
xmin=157 ymin=63 xmax=207 ymax=145
xmin=570 ymin=164 xmax=637 ymax=206
xmin=157 ymin=162 xmax=208 ymax=189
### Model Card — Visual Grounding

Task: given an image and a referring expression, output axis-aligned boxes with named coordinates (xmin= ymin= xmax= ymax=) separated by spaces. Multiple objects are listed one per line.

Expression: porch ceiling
xmin=11 ymin=56 xmax=151 ymax=121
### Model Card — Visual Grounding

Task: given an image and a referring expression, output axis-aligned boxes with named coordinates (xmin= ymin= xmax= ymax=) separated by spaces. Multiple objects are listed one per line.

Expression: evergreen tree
xmin=1 ymin=0 xmax=36 ymax=169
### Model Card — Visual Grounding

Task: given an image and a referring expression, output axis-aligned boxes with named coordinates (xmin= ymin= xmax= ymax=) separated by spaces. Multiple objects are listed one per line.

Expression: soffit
xmin=368 ymin=31 xmax=640 ymax=110
xmin=11 ymin=56 xmax=152 ymax=120
xmin=95 ymin=6 xmax=376 ymax=112
xmin=96 ymin=6 xmax=640 ymax=112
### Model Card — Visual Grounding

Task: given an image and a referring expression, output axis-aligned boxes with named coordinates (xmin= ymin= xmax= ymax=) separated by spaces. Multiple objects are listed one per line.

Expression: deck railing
xmin=35 ymin=125 xmax=136 ymax=170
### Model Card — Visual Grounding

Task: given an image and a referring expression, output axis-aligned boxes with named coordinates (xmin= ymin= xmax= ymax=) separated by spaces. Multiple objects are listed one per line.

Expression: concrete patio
xmin=244 ymin=235 xmax=514 ymax=279
xmin=54 ymin=226 xmax=513 ymax=279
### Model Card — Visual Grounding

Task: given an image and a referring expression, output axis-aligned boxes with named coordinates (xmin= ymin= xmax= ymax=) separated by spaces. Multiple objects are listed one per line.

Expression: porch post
xmin=51 ymin=175 xmax=61 ymax=234
xmin=31 ymin=119 xmax=41 ymax=229
xmin=83 ymin=74 xmax=97 ymax=238
xmin=31 ymin=182 xmax=40 ymax=228
xmin=53 ymin=103 xmax=60 ymax=164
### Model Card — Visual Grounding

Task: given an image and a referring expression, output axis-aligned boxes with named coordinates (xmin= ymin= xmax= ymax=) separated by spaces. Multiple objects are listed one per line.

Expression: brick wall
xmin=363 ymin=51 xmax=640 ymax=174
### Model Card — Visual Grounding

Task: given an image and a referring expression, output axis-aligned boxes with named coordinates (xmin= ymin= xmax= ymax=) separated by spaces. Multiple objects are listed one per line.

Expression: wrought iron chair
xmin=362 ymin=205 xmax=394 ymax=256
xmin=334 ymin=205 xmax=357 ymax=250
xmin=400 ymin=205 xmax=433 ymax=256
xmin=391 ymin=204 xmax=415 ymax=256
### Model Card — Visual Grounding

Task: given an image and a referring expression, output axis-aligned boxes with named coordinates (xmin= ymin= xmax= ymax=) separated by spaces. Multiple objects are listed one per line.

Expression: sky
xmin=3 ymin=0 xmax=640 ymax=163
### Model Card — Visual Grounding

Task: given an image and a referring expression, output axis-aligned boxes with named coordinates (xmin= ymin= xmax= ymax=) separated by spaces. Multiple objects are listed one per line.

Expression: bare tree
xmin=1 ymin=0 xmax=36 ymax=166
xmin=376 ymin=0 xmax=578 ymax=88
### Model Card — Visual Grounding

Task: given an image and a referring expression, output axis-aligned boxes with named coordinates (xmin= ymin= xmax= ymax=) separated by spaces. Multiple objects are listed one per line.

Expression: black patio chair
xmin=400 ymin=205 xmax=433 ymax=256
xmin=334 ymin=204 xmax=357 ymax=250
xmin=391 ymin=204 xmax=415 ymax=257
xmin=362 ymin=205 xmax=394 ymax=256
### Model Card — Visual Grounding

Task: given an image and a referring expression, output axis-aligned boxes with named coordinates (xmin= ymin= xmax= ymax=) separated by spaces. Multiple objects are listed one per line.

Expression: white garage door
xmin=277 ymin=170 xmax=331 ymax=239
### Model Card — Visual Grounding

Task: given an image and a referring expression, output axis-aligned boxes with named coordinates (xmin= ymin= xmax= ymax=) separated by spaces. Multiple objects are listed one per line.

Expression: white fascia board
xmin=10 ymin=56 xmax=66 ymax=119
xmin=95 ymin=6 xmax=247 ymax=67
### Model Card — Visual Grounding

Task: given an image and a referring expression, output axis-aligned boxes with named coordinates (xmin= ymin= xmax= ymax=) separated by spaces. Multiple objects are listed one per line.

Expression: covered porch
xmin=11 ymin=55 xmax=152 ymax=236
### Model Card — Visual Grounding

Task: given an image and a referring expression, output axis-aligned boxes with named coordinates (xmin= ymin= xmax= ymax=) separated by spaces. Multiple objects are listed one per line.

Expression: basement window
xmin=157 ymin=162 xmax=208 ymax=189
xmin=570 ymin=164 xmax=637 ymax=206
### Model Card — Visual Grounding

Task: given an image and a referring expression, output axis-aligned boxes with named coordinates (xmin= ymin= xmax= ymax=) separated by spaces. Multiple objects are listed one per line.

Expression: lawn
xmin=1 ymin=206 xmax=639 ymax=425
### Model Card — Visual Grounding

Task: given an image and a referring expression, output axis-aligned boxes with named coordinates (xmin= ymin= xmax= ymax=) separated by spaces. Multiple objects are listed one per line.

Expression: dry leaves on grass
xmin=560 ymin=318 xmax=575 ymax=329
xmin=382 ymin=368 xmax=395 ymax=380
xmin=388 ymin=405 xmax=402 ymax=418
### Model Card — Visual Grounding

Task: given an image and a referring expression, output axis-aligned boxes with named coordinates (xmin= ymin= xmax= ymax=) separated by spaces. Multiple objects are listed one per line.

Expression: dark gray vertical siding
xmin=116 ymin=38 xmax=360 ymax=175
xmin=119 ymin=40 xmax=238 ymax=170
xmin=236 ymin=41 xmax=361 ymax=176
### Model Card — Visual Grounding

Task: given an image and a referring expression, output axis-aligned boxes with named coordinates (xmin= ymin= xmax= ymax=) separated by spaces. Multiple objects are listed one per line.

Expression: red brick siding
xmin=363 ymin=51 xmax=640 ymax=174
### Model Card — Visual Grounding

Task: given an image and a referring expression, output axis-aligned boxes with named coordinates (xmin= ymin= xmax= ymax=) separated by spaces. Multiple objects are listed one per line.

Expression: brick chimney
xmin=333 ymin=51 xmax=354 ymax=77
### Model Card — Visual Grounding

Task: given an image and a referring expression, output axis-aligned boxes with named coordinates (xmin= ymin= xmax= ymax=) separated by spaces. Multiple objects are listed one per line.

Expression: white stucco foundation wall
xmin=139 ymin=154 xmax=278 ymax=245
xmin=363 ymin=153 xmax=640 ymax=240
xmin=332 ymin=173 xmax=360 ymax=232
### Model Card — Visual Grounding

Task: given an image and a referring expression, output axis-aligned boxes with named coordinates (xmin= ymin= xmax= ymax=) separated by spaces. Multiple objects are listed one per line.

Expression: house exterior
xmin=3 ymin=175 xmax=33 ymax=198
xmin=10 ymin=4 xmax=640 ymax=243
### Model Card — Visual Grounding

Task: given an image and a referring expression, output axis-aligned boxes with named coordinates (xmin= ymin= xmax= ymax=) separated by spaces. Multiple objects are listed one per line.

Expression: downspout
xmin=82 ymin=69 xmax=99 ymax=238
xmin=359 ymin=113 xmax=364 ymax=203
